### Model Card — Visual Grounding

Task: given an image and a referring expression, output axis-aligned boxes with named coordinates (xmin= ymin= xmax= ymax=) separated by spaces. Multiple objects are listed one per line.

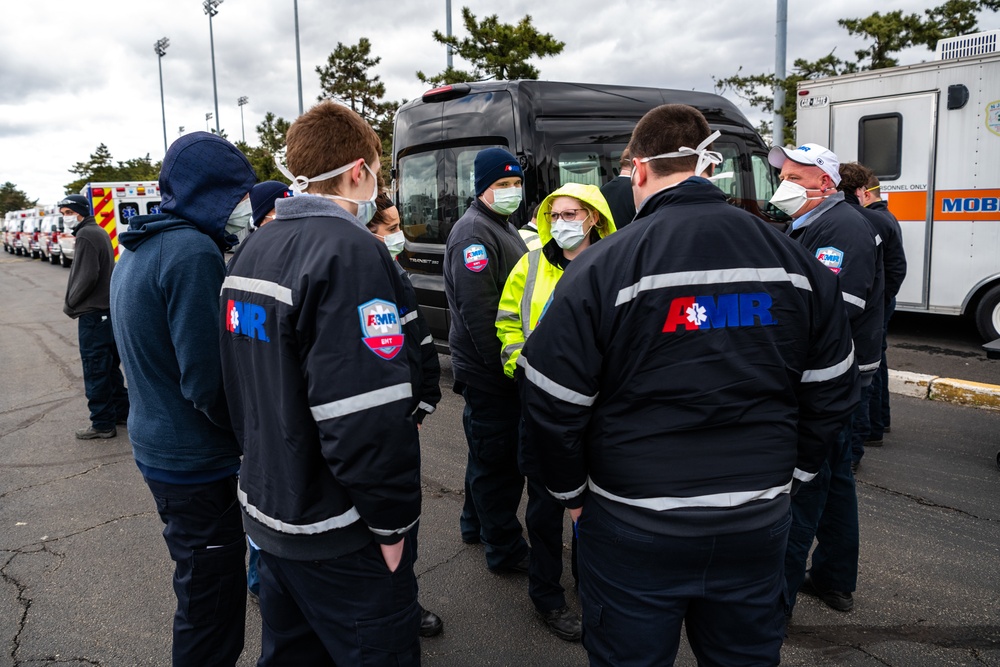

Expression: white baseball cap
xmin=768 ymin=143 xmax=841 ymax=186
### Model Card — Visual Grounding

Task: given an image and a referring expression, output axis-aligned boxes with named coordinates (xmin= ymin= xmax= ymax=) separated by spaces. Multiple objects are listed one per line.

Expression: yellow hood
xmin=536 ymin=183 xmax=617 ymax=247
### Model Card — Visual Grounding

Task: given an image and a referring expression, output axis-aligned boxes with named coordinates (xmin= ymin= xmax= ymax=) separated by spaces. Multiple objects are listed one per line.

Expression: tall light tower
xmin=206 ymin=112 xmax=214 ymax=132
xmin=446 ymin=0 xmax=453 ymax=69
xmin=204 ymin=0 xmax=223 ymax=134
xmin=154 ymin=37 xmax=170 ymax=154
xmin=774 ymin=0 xmax=788 ymax=148
xmin=294 ymin=0 xmax=304 ymax=116
xmin=237 ymin=96 xmax=249 ymax=143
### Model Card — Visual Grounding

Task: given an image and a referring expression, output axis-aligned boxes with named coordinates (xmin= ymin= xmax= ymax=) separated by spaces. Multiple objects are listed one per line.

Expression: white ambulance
xmin=794 ymin=31 xmax=1000 ymax=339
xmin=59 ymin=182 xmax=162 ymax=264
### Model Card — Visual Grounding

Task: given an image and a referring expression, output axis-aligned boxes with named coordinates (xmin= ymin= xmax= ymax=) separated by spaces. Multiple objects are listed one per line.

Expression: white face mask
xmin=381 ymin=230 xmax=405 ymax=258
xmin=225 ymin=197 xmax=253 ymax=237
xmin=769 ymin=180 xmax=827 ymax=216
xmin=275 ymin=158 xmax=379 ymax=224
xmin=551 ymin=216 xmax=591 ymax=251
xmin=489 ymin=186 xmax=522 ymax=215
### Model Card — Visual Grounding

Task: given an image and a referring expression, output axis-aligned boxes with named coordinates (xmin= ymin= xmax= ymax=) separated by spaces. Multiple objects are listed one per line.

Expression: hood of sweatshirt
xmin=121 ymin=132 xmax=256 ymax=251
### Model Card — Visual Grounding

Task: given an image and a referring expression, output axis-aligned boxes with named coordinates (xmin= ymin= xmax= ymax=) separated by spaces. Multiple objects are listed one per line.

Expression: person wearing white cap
xmin=768 ymin=143 xmax=885 ymax=620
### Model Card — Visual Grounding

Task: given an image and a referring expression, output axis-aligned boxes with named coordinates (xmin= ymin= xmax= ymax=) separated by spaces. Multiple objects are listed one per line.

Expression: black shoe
xmin=851 ymin=460 xmax=860 ymax=474
xmin=541 ymin=607 xmax=582 ymax=642
xmin=490 ymin=551 xmax=530 ymax=575
xmin=116 ymin=417 xmax=129 ymax=426
xmin=800 ymin=572 xmax=854 ymax=612
xmin=461 ymin=533 xmax=481 ymax=545
xmin=419 ymin=606 xmax=443 ymax=637
xmin=884 ymin=426 xmax=891 ymax=434
xmin=865 ymin=438 xmax=883 ymax=446
xmin=75 ymin=426 xmax=117 ymax=440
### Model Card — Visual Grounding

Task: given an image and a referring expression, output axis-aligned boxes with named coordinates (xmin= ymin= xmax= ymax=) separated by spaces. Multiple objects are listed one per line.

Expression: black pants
xmin=258 ymin=541 xmax=420 ymax=666
xmin=77 ymin=310 xmax=129 ymax=430
xmin=145 ymin=475 xmax=247 ymax=667
xmin=460 ymin=384 xmax=529 ymax=570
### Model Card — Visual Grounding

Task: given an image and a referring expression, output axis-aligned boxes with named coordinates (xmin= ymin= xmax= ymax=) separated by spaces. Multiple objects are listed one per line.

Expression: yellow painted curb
xmin=928 ymin=378 xmax=1000 ymax=411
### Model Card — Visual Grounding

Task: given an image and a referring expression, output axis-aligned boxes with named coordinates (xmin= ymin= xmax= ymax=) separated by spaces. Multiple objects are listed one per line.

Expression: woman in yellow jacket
xmin=497 ymin=183 xmax=617 ymax=376
xmin=494 ymin=182 xmax=615 ymax=641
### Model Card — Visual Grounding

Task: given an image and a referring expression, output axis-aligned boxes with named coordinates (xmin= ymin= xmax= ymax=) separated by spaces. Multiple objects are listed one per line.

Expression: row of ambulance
xmin=2 ymin=182 xmax=162 ymax=267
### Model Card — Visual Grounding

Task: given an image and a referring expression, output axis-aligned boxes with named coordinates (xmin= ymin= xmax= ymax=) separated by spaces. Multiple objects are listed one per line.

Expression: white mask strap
xmin=638 ymin=130 xmax=724 ymax=177
xmin=274 ymin=158 xmax=358 ymax=194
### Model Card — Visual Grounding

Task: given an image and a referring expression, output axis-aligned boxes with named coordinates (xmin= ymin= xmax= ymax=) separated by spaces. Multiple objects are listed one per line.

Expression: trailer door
xmin=830 ymin=93 xmax=937 ymax=308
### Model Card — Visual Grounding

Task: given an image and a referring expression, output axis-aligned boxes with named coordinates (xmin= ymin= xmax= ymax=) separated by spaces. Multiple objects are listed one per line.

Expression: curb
xmin=888 ymin=370 xmax=1000 ymax=411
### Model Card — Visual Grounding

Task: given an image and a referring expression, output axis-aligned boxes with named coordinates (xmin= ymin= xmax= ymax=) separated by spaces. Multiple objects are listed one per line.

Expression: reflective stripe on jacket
xmin=497 ymin=249 xmax=562 ymax=377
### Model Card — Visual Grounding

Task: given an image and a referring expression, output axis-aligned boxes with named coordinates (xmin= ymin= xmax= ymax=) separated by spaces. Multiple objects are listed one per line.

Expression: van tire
xmin=60 ymin=255 xmax=71 ymax=268
xmin=49 ymin=253 xmax=59 ymax=265
xmin=974 ymin=285 xmax=1000 ymax=341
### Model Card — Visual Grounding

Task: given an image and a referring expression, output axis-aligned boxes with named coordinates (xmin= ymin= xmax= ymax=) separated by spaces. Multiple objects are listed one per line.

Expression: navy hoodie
xmin=110 ymin=132 xmax=257 ymax=478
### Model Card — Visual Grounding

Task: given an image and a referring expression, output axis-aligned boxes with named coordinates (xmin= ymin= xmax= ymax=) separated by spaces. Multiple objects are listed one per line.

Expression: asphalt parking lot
xmin=1 ymin=254 xmax=998 ymax=666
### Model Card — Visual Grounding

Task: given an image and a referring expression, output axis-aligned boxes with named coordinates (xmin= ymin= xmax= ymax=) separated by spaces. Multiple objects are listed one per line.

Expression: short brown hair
xmin=285 ymin=101 xmax=382 ymax=195
xmin=838 ymin=162 xmax=874 ymax=193
xmin=619 ymin=147 xmax=632 ymax=169
xmin=865 ymin=172 xmax=881 ymax=196
xmin=628 ymin=104 xmax=712 ymax=177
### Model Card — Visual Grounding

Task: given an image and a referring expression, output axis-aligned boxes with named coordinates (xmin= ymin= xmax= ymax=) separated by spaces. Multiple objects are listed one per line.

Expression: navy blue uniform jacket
xmin=520 ymin=179 xmax=859 ymax=537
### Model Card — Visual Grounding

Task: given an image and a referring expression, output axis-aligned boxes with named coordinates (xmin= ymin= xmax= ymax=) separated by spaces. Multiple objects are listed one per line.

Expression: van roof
xmin=409 ymin=79 xmax=758 ymax=134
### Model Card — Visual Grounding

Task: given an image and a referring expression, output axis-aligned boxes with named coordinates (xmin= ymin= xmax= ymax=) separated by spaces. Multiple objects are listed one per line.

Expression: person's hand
xmin=569 ymin=507 xmax=583 ymax=524
xmin=380 ymin=540 xmax=405 ymax=572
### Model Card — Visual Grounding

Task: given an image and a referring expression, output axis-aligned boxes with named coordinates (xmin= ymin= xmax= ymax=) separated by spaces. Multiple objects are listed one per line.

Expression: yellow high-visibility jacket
xmin=496 ymin=183 xmax=616 ymax=378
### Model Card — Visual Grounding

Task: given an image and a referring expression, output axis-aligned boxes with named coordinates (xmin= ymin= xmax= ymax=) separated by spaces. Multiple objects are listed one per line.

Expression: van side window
xmin=710 ymin=142 xmax=743 ymax=200
xmin=558 ymin=151 xmax=603 ymax=187
xmin=751 ymin=154 xmax=780 ymax=204
xmin=859 ymin=114 xmax=902 ymax=179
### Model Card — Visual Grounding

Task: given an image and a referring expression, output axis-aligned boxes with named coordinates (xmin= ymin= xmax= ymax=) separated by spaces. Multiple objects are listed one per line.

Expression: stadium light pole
xmin=204 ymin=0 xmax=223 ymax=134
xmin=206 ymin=112 xmax=213 ymax=132
xmin=154 ymin=37 xmax=170 ymax=154
xmin=446 ymin=0 xmax=453 ymax=69
xmin=774 ymin=0 xmax=788 ymax=148
xmin=294 ymin=0 xmax=304 ymax=116
xmin=237 ymin=96 xmax=249 ymax=143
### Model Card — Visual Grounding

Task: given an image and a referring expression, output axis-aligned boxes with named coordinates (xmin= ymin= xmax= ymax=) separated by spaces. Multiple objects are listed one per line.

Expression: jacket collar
xmin=789 ymin=191 xmax=845 ymax=232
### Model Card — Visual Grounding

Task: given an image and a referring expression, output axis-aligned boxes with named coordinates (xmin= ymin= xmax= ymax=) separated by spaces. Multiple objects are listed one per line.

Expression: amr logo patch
xmin=358 ymin=299 xmax=404 ymax=360
xmin=226 ymin=300 xmax=270 ymax=341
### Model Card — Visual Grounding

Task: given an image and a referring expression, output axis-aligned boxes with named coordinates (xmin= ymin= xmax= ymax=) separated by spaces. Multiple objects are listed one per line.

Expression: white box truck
xmin=795 ymin=31 xmax=1000 ymax=339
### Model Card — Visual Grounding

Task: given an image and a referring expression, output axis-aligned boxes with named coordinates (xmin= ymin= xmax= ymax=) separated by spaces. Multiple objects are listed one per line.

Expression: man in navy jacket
xmin=521 ymin=105 xmax=857 ymax=665
xmin=221 ymin=102 xmax=422 ymax=665
xmin=111 ymin=131 xmax=256 ymax=666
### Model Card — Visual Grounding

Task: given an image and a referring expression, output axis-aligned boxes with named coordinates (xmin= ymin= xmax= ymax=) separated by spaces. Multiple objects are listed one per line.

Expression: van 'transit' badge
xmin=358 ymin=299 xmax=404 ymax=360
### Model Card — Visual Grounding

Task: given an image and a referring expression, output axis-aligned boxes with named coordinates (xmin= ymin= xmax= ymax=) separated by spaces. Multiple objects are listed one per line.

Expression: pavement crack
xmin=2 ymin=549 xmax=32 ymax=665
xmin=416 ymin=544 xmax=468 ymax=581
xmin=860 ymin=480 xmax=994 ymax=522
xmin=0 ymin=457 xmax=131 ymax=501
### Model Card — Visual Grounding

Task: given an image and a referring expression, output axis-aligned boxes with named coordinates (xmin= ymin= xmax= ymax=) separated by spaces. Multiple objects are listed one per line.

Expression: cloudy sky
xmin=1 ymin=0 xmax=997 ymax=205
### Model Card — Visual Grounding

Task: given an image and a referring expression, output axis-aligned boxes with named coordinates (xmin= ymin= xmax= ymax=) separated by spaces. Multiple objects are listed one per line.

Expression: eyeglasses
xmin=547 ymin=208 xmax=589 ymax=222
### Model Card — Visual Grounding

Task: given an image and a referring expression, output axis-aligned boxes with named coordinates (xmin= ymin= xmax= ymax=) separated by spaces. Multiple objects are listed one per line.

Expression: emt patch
xmin=815 ymin=246 xmax=844 ymax=274
xmin=463 ymin=244 xmax=489 ymax=272
xmin=358 ymin=299 xmax=404 ymax=360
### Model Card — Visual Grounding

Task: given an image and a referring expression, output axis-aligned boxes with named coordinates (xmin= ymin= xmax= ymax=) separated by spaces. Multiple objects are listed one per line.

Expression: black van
xmin=391 ymin=80 xmax=785 ymax=347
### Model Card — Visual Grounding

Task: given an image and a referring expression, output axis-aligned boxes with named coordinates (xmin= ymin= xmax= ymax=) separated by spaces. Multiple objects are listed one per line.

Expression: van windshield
xmin=397 ymin=144 xmax=505 ymax=245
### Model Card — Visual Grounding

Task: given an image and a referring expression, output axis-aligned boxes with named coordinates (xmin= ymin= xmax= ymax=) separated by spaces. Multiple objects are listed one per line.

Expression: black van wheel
xmin=974 ymin=285 xmax=1000 ymax=342
xmin=60 ymin=254 xmax=71 ymax=268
